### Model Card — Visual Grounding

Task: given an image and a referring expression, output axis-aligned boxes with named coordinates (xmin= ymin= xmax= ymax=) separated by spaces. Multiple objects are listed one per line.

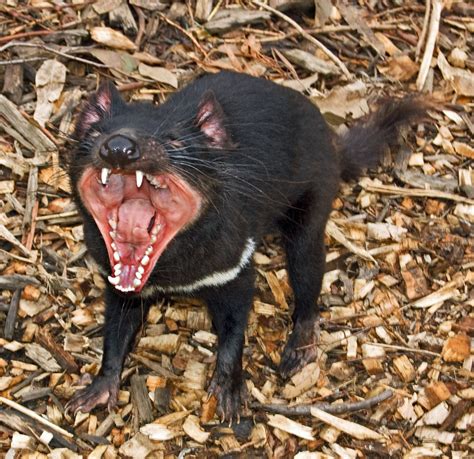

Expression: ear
xmin=75 ymin=81 xmax=125 ymax=138
xmin=196 ymin=91 xmax=233 ymax=149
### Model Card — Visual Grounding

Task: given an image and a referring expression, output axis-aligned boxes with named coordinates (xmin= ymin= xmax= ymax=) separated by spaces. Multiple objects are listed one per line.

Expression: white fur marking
xmin=142 ymin=238 xmax=256 ymax=296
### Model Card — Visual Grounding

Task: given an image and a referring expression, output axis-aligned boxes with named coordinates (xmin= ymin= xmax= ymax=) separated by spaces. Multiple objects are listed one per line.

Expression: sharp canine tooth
xmin=138 ymin=266 xmax=145 ymax=274
xmin=108 ymin=275 xmax=120 ymax=285
xmin=113 ymin=251 xmax=120 ymax=262
xmin=141 ymin=255 xmax=150 ymax=266
xmin=136 ymin=170 xmax=144 ymax=188
xmin=101 ymin=168 xmax=110 ymax=185
xmin=133 ymin=279 xmax=141 ymax=287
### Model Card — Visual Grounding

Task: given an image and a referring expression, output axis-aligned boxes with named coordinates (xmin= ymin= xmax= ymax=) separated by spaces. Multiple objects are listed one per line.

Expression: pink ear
xmin=75 ymin=82 xmax=123 ymax=138
xmin=196 ymin=91 xmax=233 ymax=149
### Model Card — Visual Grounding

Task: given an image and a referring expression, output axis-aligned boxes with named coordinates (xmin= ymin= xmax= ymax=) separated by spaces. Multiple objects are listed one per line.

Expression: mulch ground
xmin=0 ymin=0 xmax=473 ymax=457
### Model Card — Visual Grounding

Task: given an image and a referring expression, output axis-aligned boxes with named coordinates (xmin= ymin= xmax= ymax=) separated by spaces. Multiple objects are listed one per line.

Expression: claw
xmin=280 ymin=318 xmax=320 ymax=378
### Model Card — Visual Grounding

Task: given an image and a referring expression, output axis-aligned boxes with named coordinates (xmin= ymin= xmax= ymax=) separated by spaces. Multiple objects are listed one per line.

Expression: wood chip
xmin=182 ymin=414 xmax=210 ymax=443
xmin=441 ymin=334 xmax=471 ymax=362
xmin=310 ymin=407 xmax=384 ymax=440
xmin=267 ymin=414 xmax=315 ymax=440
xmin=393 ymin=355 xmax=416 ymax=383
xmin=140 ymin=422 xmax=178 ymax=441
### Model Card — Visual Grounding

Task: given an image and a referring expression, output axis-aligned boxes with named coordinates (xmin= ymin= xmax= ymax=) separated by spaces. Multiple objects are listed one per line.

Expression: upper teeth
xmin=101 ymin=168 xmax=110 ymax=185
xmin=100 ymin=169 xmax=166 ymax=190
xmin=136 ymin=170 xmax=144 ymax=188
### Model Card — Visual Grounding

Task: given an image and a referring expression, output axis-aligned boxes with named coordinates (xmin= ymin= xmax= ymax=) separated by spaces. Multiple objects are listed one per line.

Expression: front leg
xmin=202 ymin=268 xmax=255 ymax=423
xmin=66 ymin=287 xmax=152 ymax=414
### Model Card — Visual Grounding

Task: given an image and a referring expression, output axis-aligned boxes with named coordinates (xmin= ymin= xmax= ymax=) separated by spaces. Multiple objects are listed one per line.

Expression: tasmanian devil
xmin=66 ymin=71 xmax=425 ymax=421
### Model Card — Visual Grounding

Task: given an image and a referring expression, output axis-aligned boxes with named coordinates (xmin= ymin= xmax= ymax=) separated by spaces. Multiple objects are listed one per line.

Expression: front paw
xmin=66 ymin=373 xmax=120 ymax=415
xmin=279 ymin=318 xmax=320 ymax=379
xmin=207 ymin=371 xmax=245 ymax=423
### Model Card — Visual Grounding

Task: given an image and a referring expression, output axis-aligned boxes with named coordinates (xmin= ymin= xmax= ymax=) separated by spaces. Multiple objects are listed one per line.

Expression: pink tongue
xmin=117 ymin=199 xmax=155 ymax=244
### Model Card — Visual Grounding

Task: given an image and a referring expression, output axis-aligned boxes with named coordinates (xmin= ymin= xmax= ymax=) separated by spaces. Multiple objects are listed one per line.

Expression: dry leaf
xmin=282 ymin=49 xmax=340 ymax=75
xmin=138 ymin=63 xmax=178 ymax=88
xmin=312 ymin=81 xmax=369 ymax=120
xmin=89 ymin=49 xmax=138 ymax=74
xmin=34 ymin=60 xmax=67 ymax=127
xmin=380 ymin=55 xmax=418 ymax=82
xmin=90 ymin=27 xmax=137 ymax=51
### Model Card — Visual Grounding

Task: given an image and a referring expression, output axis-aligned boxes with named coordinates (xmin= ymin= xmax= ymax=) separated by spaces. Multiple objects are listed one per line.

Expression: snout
xmin=99 ymin=132 xmax=140 ymax=168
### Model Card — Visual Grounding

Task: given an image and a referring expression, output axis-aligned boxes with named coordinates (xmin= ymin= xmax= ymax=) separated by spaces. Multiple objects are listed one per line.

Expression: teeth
xmin=101 ymin=168 xmax=110 ymax=185
xmin=133 ymin=279 xmax=141 ymax=287
xmin=146 ymin=175 xmax=167 ymax=189
xmin=113 ymin=251 xmax=120 ymax=262
xmin=138 ymin=266 xmax=145 ymax=274
xmin=135 ymin=271 xmax=143 ymax=280
xmin=114 ymin=264 xmax=122 ymax=275
xmin=109 ymin=219 xmax=117 ymax=230
xmin=145 ymin=246 xmax=153 ymax=256
xmin=141 ymin=255 xmax=150 ymax=266
xmin=136 ymin=170 xmax=144 ymax=188
xmin=109 ymin=231 xmax=116 ymax=239
xmin=111 ymin=242 xmax=117 ymax=250
xmin=108 ymin=275 xmax=120 ymax=285
xmin=151 ymin=224 xmax=162 ymax=236
xmin=115 ymin=285 xmax=135 ymax=293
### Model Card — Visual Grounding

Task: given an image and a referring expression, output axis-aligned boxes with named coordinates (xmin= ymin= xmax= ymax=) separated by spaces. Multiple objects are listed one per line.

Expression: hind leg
xmin=278 ymin=190 xmax=332 ymax=378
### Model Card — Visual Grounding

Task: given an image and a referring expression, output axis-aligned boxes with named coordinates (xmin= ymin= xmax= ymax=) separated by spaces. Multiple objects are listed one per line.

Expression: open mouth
xmin=78 ymin=168 xmax=202 ymax=293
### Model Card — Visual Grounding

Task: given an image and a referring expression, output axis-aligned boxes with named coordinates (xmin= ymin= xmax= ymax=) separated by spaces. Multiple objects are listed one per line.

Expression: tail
xmin=338 ymin=97 xmax=429 ymax=181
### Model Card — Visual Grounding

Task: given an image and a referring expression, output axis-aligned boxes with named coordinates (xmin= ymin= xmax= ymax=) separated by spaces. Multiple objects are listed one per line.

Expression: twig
xmin=0 ymin=57 xmax=48 ymax=65
xmin=368 ymin=342 xmax=441 ymax=357
xmin=0 ymin=42 xmax=108 ymax=68
xmin=416 ymin=0 xmax=431 ymax=59
xmin=360 ymin=180 xmax=474 ymax=205
xmin=0 ymin=396 xmax=74 ymax=438
xmin=36 ymin=210 xmax=79 ymax=221
xmin=416 ymin=0 xmax=443 ymax=91
xmin=133 ymin=5 xmax=146 ymax=48
xmin=253 ymin=389 xmax=394 ymax=416
xmin=251 ymin=0 xmax=352 ymax=80
xmin=0 ymin=30 xmax=55 ymax=45
xmin=158 ymin=13 xmax=208 ymax=57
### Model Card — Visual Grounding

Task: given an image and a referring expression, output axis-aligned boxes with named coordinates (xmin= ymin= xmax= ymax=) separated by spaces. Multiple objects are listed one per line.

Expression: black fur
xmin=66 ymin=71 xmax=425 ymax=421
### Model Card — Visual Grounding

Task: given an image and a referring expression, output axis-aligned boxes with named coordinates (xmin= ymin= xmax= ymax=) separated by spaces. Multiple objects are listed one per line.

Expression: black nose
xmin=99 ymin=135 xmax=140 ymax=167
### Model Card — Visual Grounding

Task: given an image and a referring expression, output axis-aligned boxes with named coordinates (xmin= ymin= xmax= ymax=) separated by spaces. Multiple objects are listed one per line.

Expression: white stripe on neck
xmin=142 ymin=237 xmax=256 ymax=296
